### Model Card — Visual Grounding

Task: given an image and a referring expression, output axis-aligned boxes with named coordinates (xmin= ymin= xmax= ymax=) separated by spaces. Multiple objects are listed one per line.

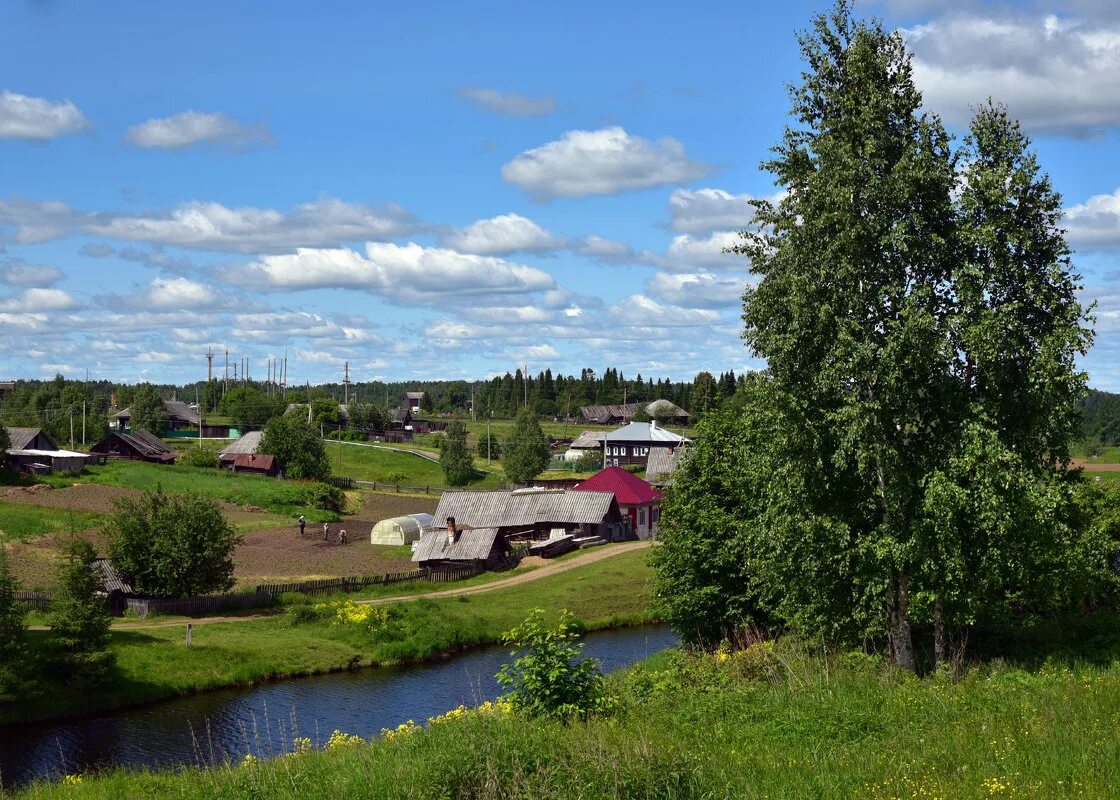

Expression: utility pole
xmin=471 ymin=381 xmax=475 ymax=422
xmin=69 ymin=408 xmax=74 ymax=449
xmin=338 ymin=423 xmax=343 ymax=471
xmin=524 ymin=364 xmax=528 ymax=408
xmin=206 ymin=347 xmax=214 ymax=383
xmin=82 ymin=400 xmax=86 ymax=447
xmin=343 ymin=361 xmax=350 ymax=405
xmin=196 ymin=383 xmax=203 ymax=449
xmin=487 ymin=412 xmax=492 ymax=463
xmin=224 ymin=349 xmax=229 ymax=396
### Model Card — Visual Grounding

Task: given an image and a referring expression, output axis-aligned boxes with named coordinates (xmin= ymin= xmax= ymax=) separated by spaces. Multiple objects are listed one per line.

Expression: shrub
xmin=375 ymin=471 xmax=409 ymax=484
xmin=496 ymin=609 xmax=609 ymax=722
xmin=576 ymin=450 xmax=603 ymax=473
xmin=179 ymin=447 xmax=219 ymax=469
xmin=301 ymin=481 xmax=345 ymax=512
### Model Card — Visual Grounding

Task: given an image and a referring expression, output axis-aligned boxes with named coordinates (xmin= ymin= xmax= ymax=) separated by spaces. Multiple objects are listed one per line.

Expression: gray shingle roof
xmin=569 ymin=430 xmax=604 ymax=449
xmin=645 ymin=446 xmax=688 ymax=483
xmin=91 ymin=558 xmax=133 ymax=594
xmin=5 ymin=427 xmax=49 ymax=451
xmin=433 ymin=488 xmax=618 ymax=529
xmin=219 ymin=430 xmax=263 ymax=457
xmin=163 ymin=400 xmax=200 ymax=425
xmin=412 ymin=527 xmax=500 ymax=562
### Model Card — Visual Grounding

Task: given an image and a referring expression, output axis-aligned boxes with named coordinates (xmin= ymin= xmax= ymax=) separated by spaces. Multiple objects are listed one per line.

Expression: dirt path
xmin=100 ymin=541 xmax=652 ymax=631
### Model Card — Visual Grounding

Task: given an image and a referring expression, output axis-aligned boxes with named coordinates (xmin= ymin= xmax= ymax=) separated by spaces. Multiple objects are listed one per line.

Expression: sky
xmin=1 ymin=0 xmax=1119 ymax=389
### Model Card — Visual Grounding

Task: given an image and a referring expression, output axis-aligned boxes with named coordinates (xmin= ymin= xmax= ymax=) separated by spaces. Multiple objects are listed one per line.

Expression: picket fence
xmin=125 ymin=591 xmax=272 ymax=618
xmin=255 ymin=563 xmax=481 ymax=597
xmin=13 ymin=591 xmax=52 ymax=611
xmin=330 ymin=476 xmax=446 ymax=495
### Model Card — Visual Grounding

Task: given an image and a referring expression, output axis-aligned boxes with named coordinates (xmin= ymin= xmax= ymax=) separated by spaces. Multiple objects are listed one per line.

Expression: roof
xmin=644 ymin=399 xmax=690 ymax=420
xmin=9 ymin=448 xmax=89 ymax=458
xmin=231 ymin=453 xmax=276 ymax=471
xmin=580 ymin=399 xmax=690 ymax=424
xmin=412 ymin=527 xmax=500 ymax=562
xmin=390 ymin=408 xmax=412 ymax=423
xmin=219 ymin=430 xmax=263 ymax=457
xmin=433 ymin=488 xmax=618 ymax=529
xmin=405 ymin=392 xmax=425 ymax=400
xmin=569 ymin=430 xmax=604 ymax=449
xmin=573 ymin=466 xmax=662 ymax=506
xmin=645 ymin=446 xmax=687 ymax=483
xmin=95 ymin=429 xmax=174 ymax=460
xmin=90 ymin=558 xmax=132 ymax=594
xmin=5 ymin=427 xmax=54 ymax=451
xmin=602 ymin=422 xmax=690 ymax=444
xmin=164 ymin=400 xmax=200 ymax=425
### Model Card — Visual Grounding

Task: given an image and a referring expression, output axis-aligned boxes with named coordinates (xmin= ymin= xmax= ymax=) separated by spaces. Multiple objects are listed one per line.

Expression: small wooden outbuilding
xmin=89 ymin=430 xmax=175 ymax=463
xmin=412 ymin=520 xmax=508 ymax=570
xmin=230 ymin=453 xmax=278 ymax=476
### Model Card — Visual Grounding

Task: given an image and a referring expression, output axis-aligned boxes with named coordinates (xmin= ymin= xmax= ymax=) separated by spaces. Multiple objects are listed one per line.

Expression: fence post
xmin=186 ymin=623 xmax=193 ymax=647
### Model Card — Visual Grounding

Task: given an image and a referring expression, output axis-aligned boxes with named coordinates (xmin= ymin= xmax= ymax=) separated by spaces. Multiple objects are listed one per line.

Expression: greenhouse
xmin=369 ymin=513 xmax=434 ymax=545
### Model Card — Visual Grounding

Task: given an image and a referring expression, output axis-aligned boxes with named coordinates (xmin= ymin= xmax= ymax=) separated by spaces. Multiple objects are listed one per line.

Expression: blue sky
xmin=2 ymin=0 xmax=1119 ymax=388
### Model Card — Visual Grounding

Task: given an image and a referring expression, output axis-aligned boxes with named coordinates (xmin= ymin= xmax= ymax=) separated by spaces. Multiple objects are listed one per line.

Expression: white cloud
xmin=1065 ymin=187 xmax=1120 ymax=250
xmin=0 ymin=287 xmax=79 ymax=311
xmin=236 ymin=242 xmax=556 ymax=303
xmin=664 ymin=231 xmax=744 ymax=271
xmin=501 ymin=126 xmax=713 ymax=199
xmin=87 ymin=197 xmax=417 ymax=253
xmin=146 ymin=277 xmax=214 ymax=308
xmin=125 ymin=111 xmax=270 ymax=150
xmin=0 ymin=312 xmax=47 ymax=331
xmin=0 ymin=262 xmax=62 ymax=287
xmin=609 ymin=294 xmax=721 ymax=327
xmin=646 ymin=270 xmax=745 ymax=309
xmin=512 ymin=344 xmax=561 ymax=361
xmin=0 ymin=90 xmax=89 ymax=140
xmin=906 ymin=13 xmax=1120 ymax=135
xmin=442 ymin=213 xmax=564 ymax=255
xmin=667 ymin=188 xmax=767 ymax=234
xmin=0 ymin=198 xmax=87 ymax=244
xmin=457 ymin=87 xmax=555 ymax=117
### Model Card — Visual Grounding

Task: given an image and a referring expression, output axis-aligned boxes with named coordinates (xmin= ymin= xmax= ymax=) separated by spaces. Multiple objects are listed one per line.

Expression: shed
xmin=433 ymin=487 xmax=631 ymax=541
xmin=89 ymin=429 xmax=175 ymax=463
xmin=370 ymin=513 xmax=433 ymax=546
xmin=231 ymin=453 xmax=278 ymax=476
xmin=6 ymin=427 xmax=57 ymax=452
xmin=412 ymin=525 xmax=507 ymax=569
xmin=219 ymin=431 xmax=263 ymax=466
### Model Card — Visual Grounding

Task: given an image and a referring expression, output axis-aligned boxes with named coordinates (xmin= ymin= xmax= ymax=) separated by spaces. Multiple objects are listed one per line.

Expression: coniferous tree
xmin=48 ymin=540 xmax=114 ymax=688
xmin=0 ymin=547 xmax=33 ymax=704
xmin=502 ymin=409 xmax=552 ymax=484
xmin=439 ymin=421 xmax=476 ymax=486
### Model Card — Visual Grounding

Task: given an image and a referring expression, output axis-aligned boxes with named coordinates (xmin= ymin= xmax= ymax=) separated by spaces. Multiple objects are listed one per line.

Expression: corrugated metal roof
xmin=573 ymin=466 xmax=662 ymax=505
xmin=412 ymin=527 xmax=500 ymax=562
xmin=581 ymin=400 xmax=690 ymax=424
xmin=219 ymin=431 xmax=263 ymax=457
xmin=433 ymin=489 xmax=618 ymax=529
xmin=645 ymin=447 xmax=680 ymax=483
xmin=602 ymin=422 xmax=689 ymax=444
xmin=232 ymin=453 xmax=276 ymax=471
xmin=91 ymin=558 xmax=132 ymax=594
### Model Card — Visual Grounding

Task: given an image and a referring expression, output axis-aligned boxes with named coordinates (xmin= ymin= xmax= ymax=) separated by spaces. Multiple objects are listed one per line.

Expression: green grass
xmin=0 ymin=501 xmax=106 ymax=541
xmin=44 ymin=461 xmax=342 ymax=521
xmin=17 ymin=610 xmax=1120 ymax=799
xmin=330 ymin=441 xmax=506 ymax=489
xmin=3 ymin=549 xmax=653 ymax=725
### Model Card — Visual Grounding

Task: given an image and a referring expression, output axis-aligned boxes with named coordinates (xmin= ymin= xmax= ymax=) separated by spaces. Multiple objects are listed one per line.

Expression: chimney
xmin=650 ymin=419 xmax=658 ymax=430
xmin=446 ymin=516 xmax=457 ymax=546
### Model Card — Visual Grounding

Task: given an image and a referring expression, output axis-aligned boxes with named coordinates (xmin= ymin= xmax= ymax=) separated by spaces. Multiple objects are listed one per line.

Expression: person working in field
xmin=337 ymin=528 xmax=347 ymax=544
xmin=298 ymin=515 xmax=306 ymax=537
xmin=323 ymin=522 xmax=329 ymax=541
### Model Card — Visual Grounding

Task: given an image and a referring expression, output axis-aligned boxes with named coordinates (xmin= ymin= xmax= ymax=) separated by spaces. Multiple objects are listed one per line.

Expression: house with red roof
xmin=572 ymin=466 xmax=663 ymax=540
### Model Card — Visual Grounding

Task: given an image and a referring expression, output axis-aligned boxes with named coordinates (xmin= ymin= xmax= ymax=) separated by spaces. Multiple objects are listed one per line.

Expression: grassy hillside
xmin=17 ymin=610 xmax=1120 ymax=798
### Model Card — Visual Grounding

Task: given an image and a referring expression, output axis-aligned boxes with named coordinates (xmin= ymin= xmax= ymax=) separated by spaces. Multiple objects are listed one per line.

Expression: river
xmin=0 ymin=624 xmax=677 ymax=788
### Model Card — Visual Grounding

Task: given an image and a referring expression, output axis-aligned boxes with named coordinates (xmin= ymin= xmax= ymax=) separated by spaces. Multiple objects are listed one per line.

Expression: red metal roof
xmin=232 ymin=453 xmax=276 ymax=471
xmin=572 ymin=466 xmax=662 ymax=506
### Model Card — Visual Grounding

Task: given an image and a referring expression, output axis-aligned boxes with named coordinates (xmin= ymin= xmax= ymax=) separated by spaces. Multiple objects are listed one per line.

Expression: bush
xmin=301 ymin=481 xmax=345 ymax=513
xmin=496 ymin=609 xmax=609 ymax=722
xmin=375 ymin=471 xmax=409 ymax=484
xmin=260 ymin=415 xmax=331 ymax=481
xmin=179 ymin=447 xmax=219 ymax=469
xmin=576 ymin=450 xmax=603 ymax=473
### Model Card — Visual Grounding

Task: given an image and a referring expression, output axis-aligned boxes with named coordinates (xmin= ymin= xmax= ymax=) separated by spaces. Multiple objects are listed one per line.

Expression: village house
xmin=3 ymin=427 xmax=91 ymax=474
xmin=430 ymin=487 xmax=630 ymax=542
xmin=112 ymin=399 xmax=201 ymax=432
xmin=562 ymin=429 xmax=604 ymax=462
xmin=573 ymin=466 xmax=664 ymax=539
xmin=412 ymin=519 xmax=509 ymax=570
xmin=218 ymin=430 xmax=263 ymax=467
xmin=579 ymin=399 xmax=690 ymax=426
xmin=89 ymin=429 xmax=176 ymax=463
xmin=601 ymin=421 xmax=690 ymax=469
xmin=645 ymin=444 xmax=688 ymax=486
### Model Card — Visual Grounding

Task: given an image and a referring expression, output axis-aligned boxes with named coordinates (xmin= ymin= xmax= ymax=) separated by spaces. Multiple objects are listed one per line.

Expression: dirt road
xmin=101 ymin=541 xmax=652 ymax=631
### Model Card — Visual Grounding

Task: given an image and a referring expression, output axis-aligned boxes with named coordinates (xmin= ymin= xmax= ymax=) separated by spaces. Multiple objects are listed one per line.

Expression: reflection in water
xmin=0 ymin=625 xmax=677 ymax=788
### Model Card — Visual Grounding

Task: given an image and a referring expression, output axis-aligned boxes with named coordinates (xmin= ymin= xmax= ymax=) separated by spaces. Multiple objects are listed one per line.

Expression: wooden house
xmin=580 ymin=399 xmax=690 ymax=426
xmin=4 ymin=427 xmax=91 ymax=473
xmin=432 ymin=487 xmax=631 ymax=542
xmin=218 ymin=431 xmax=263 ymax=467
xmin=230 ymin=453 xmax=278 ymax=476
xmin=601 ymin=421 xmax=690 ymax=469
xmin=573 ymin=466 xmax=663 ymax=539
xmin=89 ymin=429 xmax=175 ymax=463
xmin=645 ymin=445 xmax=687 ymax=486
xmin=412 ymin=521 xmax=509 ymax=570
xmin=112 ymin=400 xmax=201 ymax=432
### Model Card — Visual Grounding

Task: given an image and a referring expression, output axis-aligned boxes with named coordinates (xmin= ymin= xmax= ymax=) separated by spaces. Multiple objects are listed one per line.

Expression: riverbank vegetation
xmin=1 ymin=548 xmax=653 ymax=725
xmin=15 ymin=613 xmax=1120 ymax=799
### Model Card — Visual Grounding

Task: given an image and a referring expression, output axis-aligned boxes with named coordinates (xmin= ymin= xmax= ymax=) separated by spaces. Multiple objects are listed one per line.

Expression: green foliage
xmin=496 ymin=609 xmax=608 ymax=721
xmin=501 ymin=409 xmax=551 ymax=484
xmin=178 ymin=447 xmax=219 ymax=469
xmin=346 ymin=400 xmax=386 ymax=435
xmin=47 ymin=539 xmax=113 ymax=688
xmin=575 ymin=449 xmax=603 ymax=473
xmin=128 ymin=384 xmax=168 ymax=436
xmin=1079 ymin=389 xmax=1120 ymax=447
xmin=301 ymin=481 xmax=345 ymax=513
xmin=260 ymin=415 xmax=331 ymax=480
xmin=655 ymin=2 xmax=1094 ymax=668
xmin=219 ymin=387 xmax=285 ymax=431
xmin=689 ymin=371 xmax=718 ymax=420
xmin=0 ymin=426 xmax=8 ymax=455
xmin=108 ymin=488 xmax=242 ymax=597
xmin=0 ymin=548 xmax=33 ymax=704
xmin=439 ymin=421 xmax=476 ymax=486
xmin=310 ymin=398 xmax=342 ymax=428
xmin=477 ymin=430 xmax=502 ymax=460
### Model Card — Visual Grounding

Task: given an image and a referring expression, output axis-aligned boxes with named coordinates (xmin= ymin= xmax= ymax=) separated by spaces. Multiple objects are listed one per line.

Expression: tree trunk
xmin=933 ymin=598 xmax=946 ymax=672
xmin=888 ymin=571 xmax=917 ymax=672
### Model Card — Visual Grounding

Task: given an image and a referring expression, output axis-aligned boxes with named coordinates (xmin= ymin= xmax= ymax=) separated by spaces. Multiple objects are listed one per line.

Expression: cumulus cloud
xmin=0 ymin=287 xmax=79 ymax=311
xmin=442 ymin=213 xmax=564 ymax=255
xmin=501 ymin=126 xmax=713 ymax=199
xmin=145 ymin=277 xmax=215 ymax=308
xmin=1065 ymin=187 xmax=1120 ymax=250
xmin=511 ymin=343 xmax=562 ymax=361
xmin=667 ymin=188 xmax=769 ymax=234
xmin=79 ymin=243 xmax=115 ymax=258
xmin=234 ymin=242 xmax=556 ymax=303
xmin=609 ymin=294 xmax=721 ymax=327
xmin=0 ymin=198 xmax=89 ymax=244
xmin=457 ymin=87 xmax=555 ymax=117
xmin=664 ymin=231 xmax=744 ymax=271
xmin=87 ymin=197 xmax=418 ymax=253
xmin=0 ymin=90 xmax=89 ymax=140
xmin=0 ymin=261 xmax=62 ymax=287
xmin=125 ymin=111 xmax=271 ymax=150
xmin=906 ymin=13 xmax=1120 ymax=136
xmin=646 ymin=270 xmax=745 ymax=309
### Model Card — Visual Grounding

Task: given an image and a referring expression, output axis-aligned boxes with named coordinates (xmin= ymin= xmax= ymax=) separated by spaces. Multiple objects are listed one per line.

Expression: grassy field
xmin=17 ymin=608 xmax=1120 ymax=798
xmin=3 ymin=548 xmax=654 ymax=725
xmin=0 ymin=500 xmax=105 ymax=542
xmin=328 ymin=441 xmax=505 ymax=489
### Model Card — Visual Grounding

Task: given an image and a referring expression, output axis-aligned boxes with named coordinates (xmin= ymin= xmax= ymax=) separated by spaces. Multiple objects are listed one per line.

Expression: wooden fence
xmin=256 ymin=564 xmax=482 ymax=597
xmin=13 ymin=591 xmax=52 ymax=611
xmin=126 ymin=591 xmax=272 ymax=618
xmin=330 ymin=476 xmax=446 ymax=494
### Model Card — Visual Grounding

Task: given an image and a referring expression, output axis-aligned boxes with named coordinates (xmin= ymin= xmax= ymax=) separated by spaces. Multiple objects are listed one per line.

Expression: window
xmin=639 ymin=508 xmax=646 ymax=526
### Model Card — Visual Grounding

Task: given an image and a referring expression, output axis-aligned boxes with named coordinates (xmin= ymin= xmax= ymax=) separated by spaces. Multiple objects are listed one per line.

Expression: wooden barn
xmin=230 ymin=453 xmax=278 ymax=476
xmin=4 ymin=427 xmax=91 ymax=474
xmin=412 ymin=521 xmax=509 ymax=570
xmin=404 ymin=392 xmax=425 ymax=412
xmin=89 ymin=429 xmax=175 ymax=463
xmin=218 ymin=431 xmax=263 ymax=467
xmin=580 ymin=399 xmax=690 ymax=426
xmin=432 ymin=487 xmax=631 ymax=542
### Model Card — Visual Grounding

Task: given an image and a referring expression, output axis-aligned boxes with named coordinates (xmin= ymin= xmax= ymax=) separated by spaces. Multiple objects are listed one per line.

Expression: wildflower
xmin=241 ymin=753 xmax=258 ymax=768
xmin=326 ymin=729 xmax=364 ymax=750
xmin=63 ymin=774 xmax=83 ymax=785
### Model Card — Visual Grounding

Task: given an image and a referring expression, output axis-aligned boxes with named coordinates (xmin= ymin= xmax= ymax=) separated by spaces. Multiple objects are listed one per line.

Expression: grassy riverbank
xmin=16 ymin=612 xmax=1120 ymax=799
xmin=2 ymin=549 xmax=654 ymax=725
